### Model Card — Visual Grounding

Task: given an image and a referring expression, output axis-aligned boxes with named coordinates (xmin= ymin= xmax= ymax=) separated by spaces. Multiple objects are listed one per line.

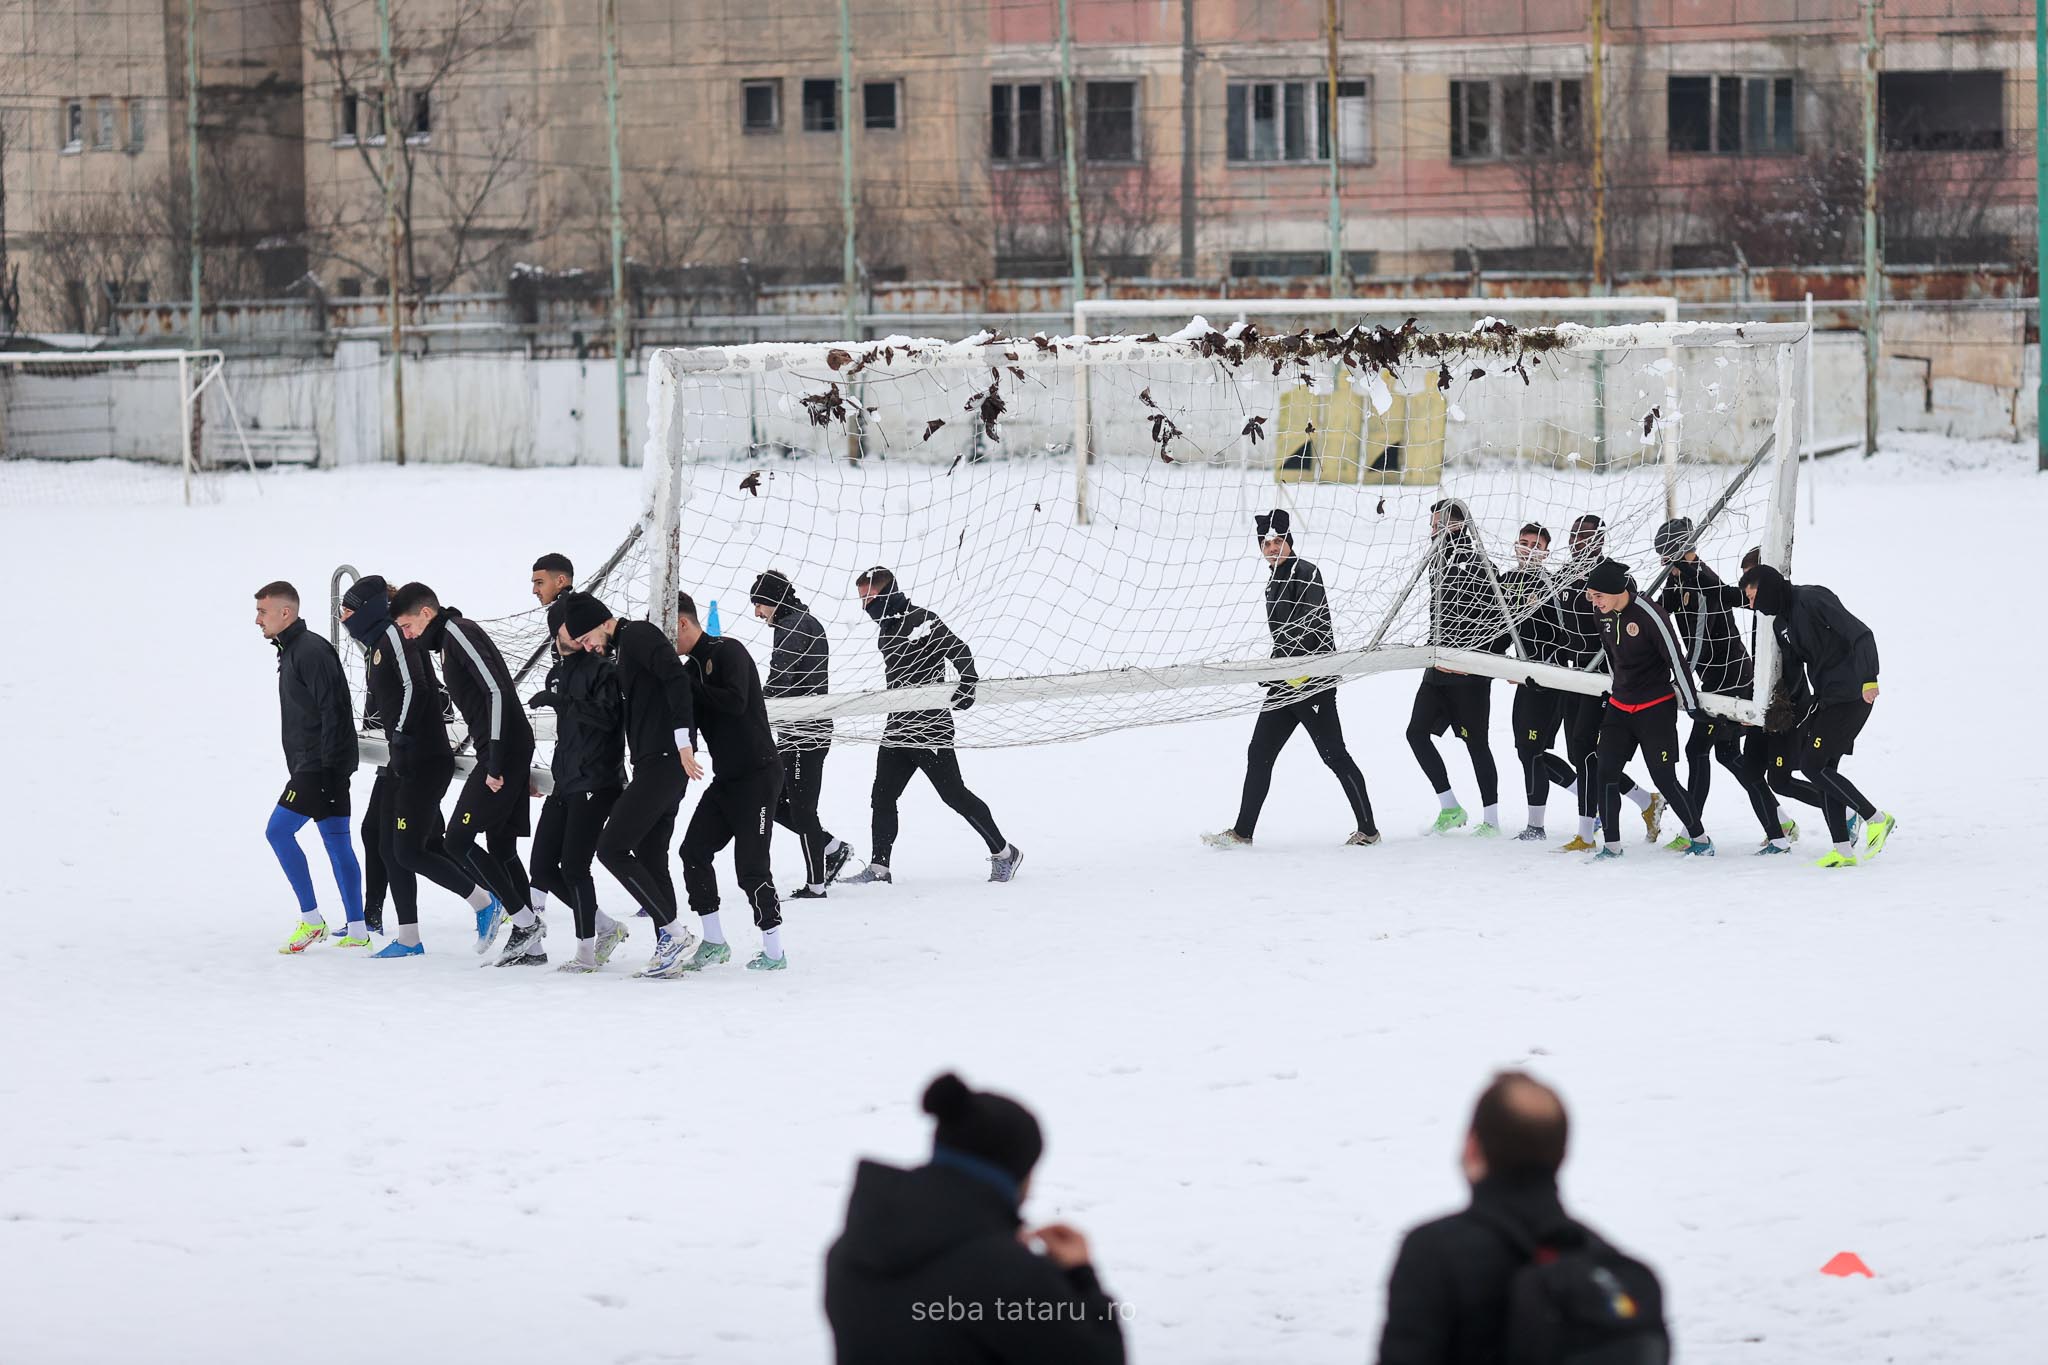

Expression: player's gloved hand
xmin=1687 ymin=706 xmax=1710 ymax=725
xmin=951 ymin=682 xmax=976 ymax=711
xmin=527 ymin=689 xmax=556 ymax=710
xmin=1285 ymin=675 xmax=1311 ymax=689
xmin=1763 ymin=695 xmax=1797 ymax=734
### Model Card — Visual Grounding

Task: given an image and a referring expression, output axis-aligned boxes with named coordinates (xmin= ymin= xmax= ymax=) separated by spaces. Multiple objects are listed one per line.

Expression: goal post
xmin=0 ymin=347 xmax=258 ymax=505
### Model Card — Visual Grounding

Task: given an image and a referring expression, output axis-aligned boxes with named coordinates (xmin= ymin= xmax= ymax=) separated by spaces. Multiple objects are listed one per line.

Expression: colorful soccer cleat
xmin=1590 ymin=845 xmax=1625 ymax=862
xmin=371 ymin=940 xmax=425 ymax=958
xmin=1469 ymin=823 xmax=1501 ymax=839
xmin=744 ymin=952 xmax=788 ymax=972
xmin=1344 ymin=830 xmax=1382 ymax=846
xmin=1815 ymin=849 xmax=1859 ymax=869
xmin=1201 ymin=830 xmax=1252 ymax=849
xmin=278 ymin=921 xmax=327 ymax=955
xmin=1680 ymin=836 xmax=1716 ymax=857
xmin=1862 ymin=812 xmax=1897 ymax=859
xmin=680 ymin=940 xmax=732 ymax=973
xmin=1641 ymin=794 xmax=1665 ymax=843
xmin=987 ymin=844 xmax=1024 ymax=883
xmin=333 ymin=929 xmax=373 ymax=947
xmin=473 ymin=896 xmax=506 ymax=955
xmin=1558 ymin=836 xmax=1597 ymax=853
xmin=1514 ymin=826 xmax=1548 ymax=842
xmin=594 ymin=919 xmax=630 ymax=966
xmin=1754 ymin=840 xmax=1793 ymax=856
xmin=1429 ymin=806 xmax=1469 ymax=835
xmin=1663 ymin=835 xmax=1694 ymax=853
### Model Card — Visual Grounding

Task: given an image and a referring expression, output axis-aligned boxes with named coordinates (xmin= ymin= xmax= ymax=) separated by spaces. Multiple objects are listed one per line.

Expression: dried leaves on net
xmin=922 ymin=419 xmax=946 ymax=441
xmin=1242 ymin=414 xmax=1267 ymax=444
xmin=1149 ymin=412 xmax=1183 ymax=462
xmin=801 ymin=384 xmax=852 ymax=428
xmin=738 ymin=470 xmax=764 ymax=496
xmin=965 ymin=369 xmax=1006 ymax=441
xmin=1642 ymin=405 xmax=1661 ymax=438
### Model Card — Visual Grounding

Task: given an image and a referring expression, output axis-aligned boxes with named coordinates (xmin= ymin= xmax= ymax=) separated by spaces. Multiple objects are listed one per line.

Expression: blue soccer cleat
xmin=371 ymin=940 xmax=424 ymax=959
xmin=1681 ymin=836 xmax=1717 ymax=857
xmin=474 ymin=896 xmax=506 ymax=955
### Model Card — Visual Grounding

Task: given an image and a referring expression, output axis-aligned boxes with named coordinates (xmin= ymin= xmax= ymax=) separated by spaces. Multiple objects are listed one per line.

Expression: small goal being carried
xmin=0 ymin=348 xmax=257 ymax=505
xmin=335 ymin=298 xmax=1806 ymax=769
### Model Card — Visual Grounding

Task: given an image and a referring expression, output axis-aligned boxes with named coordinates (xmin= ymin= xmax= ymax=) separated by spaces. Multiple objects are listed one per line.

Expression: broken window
xmin=1880 ymin=70 xmax=2004 ymax=151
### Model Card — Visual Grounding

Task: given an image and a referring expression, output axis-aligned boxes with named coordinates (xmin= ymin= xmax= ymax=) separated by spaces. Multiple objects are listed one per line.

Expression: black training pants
xmin=1746 ymin=729 xmax=1826 ymax=814
xmin=596 ymin=757 xmax=687 ymax=929
xmin=1685 ymin=717 xmax=1784 ymax=840
xmin=681 ymin=765 xmax=784 ymax=933
xmin=871 ymin=745 xmax=1006 ymax=869
xmin=1801 ymin=701 xmax=1879 ymax=844
xmin=362 ymin=772 xmax=392 ymax=925
xmin=443 ymin=751 xmax=534 ymax=916
xmin=1513 ymin=685 xmax=1575 ymax=814
xmin=1597 ymin=702 xmax=1703 ymax=844
xmin=775 ymin=744 xmax=838 ymax=887
xmin=1233 ymin=691 xmax=1375 ymax=839
xmin=1406 ymin=673 xmax=1499 ymax=807
xmin=387 ymin=760 xmax=475 ymax=924
xmin=1564 ymin=691 xmax=1640 ymax=821
xmin=532 ymin=786 xmax=622 ymax=941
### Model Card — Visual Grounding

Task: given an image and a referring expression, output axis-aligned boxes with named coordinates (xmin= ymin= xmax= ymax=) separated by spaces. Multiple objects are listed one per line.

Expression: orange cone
xmin=1821 ymin=1252 xmax=1874 ymax=1278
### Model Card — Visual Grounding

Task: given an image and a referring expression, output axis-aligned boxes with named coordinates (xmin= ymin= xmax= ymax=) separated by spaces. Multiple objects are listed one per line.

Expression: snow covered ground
xmin=2 ymin=436 xmax=2043 ymax=1364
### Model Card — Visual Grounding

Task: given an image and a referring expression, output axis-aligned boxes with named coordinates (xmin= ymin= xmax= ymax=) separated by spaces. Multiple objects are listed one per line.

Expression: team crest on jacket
xmin=1625 ymin=623 xmax=1640 ymax=637
xmin=373 ymin=648 xmax=384 ymax=664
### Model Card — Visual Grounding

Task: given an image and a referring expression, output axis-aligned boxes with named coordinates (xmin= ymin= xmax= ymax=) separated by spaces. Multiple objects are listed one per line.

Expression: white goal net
xmin=0 ymin=348 xmax=256 ymax=505
xmin=337 ymin=303 xmax=1804 ymax=768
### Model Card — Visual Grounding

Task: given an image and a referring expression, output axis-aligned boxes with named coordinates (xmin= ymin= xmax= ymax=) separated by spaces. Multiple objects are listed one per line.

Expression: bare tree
xmin=305 ymin=0 xmax=534 ymax=294
xmin=0 ymin=107 xmax=20 ymax=335
xmin=990 ymin=162 xmax=1170 ymax=277
xmin=29 ymin=188 xmax=162 ymax=332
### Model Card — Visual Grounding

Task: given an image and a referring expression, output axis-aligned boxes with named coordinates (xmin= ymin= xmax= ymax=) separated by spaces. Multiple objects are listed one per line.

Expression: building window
xmin=336 ymin=90 xmax=385 ymax=145
xmin=1228 ymin=250 xmax=1377 ymax=278
xmin=991 ymin=80 xmax=1059 ymax=163
xmin=1450 ymin=77 xmax=1582 ymax=161
xmin=1668 ymin=74 xmax=1794 ymax=154
xmin=61 ymin=100 xmax=83 ymax=153
xmin=1083 ymin=79 xmax=1138 ymax=161
xmin=1228 ymin=79 xmax=1370 ymax=164
xmin=863 ymin=81 xmax=899 ymax=131
xmin=94 ymin=97 xmax=116 ymax=150
xmin=1880 ymin=70 xmax=2004 ymax=151
xmin=802 ymin=78 xmax=839 ymax=133
xmin=742 ymin=79 xmax=781 ymax=133
xmin=125 ymin=99 xmax=145 ymax=150
xmin=406 ymin=90 xmax=431 ymax=144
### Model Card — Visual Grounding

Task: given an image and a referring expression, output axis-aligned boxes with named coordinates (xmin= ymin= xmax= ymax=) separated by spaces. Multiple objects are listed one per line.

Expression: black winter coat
xmin=866 ymin=589 xmax=977 ymax=746
xmin=1379 ymin=1177 xmax=1659 ymax=1365
xmin=1767 ymin=580 xmax=1880 ymax=707
xmin=272 ymin=618 xmax=358 ymax=775
xmin=347 ymin=599 xmax=451 ymax=771
xmin=1599 ymin=595 xmax=1700 ymax=711
xmin=765 ymin=599 xmax=833 ymax=749
xmin=418 ymin=606 xmax=534 ymax=778
xmin=824 ymin=1160 xmax=1126 ymax=1365
xmin=610 ymin=619 xmax=696 ymax=769
xmin=1658 ymin=560 xmax=1754 ymax=696
xmin=688 ymin=635 xmax=780 ymax=776
xmin=531 ymin=647 xmax=625 ymax=795
xmin=1552 ymin=565 xmax=1608 ymax=670
xmin=1266 ymin=553 xmax=1338 ymax=659
xmin=1498 ymin=567 xmax=1566 ymax=665
xmin=1430 ymin=531 xmax=1512 ymax=656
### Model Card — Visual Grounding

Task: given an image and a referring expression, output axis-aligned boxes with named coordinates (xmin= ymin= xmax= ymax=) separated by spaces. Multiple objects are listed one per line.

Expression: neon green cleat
xmin=333 ymin=931 xmax=372 ymax=948
xmin=1469 ymin=822 xmax=1501 ymax=839
xmin=1862 ymin=812 xmax=1897 ymax=859
xmin=1782 ymin=817 xmax=1800 ymax=843
xmin=1663 ymin=835 xmax=1693 ymax=853
xmin=1429 ymin=806 xmax=1469 ymax=835
xmin=681 ymin=940 xmax=732 ymax=972
xmin=1815 ymin=849 xmax=1859 ymax=869
xmin=278 ymin=921 xmax=326 ymax=955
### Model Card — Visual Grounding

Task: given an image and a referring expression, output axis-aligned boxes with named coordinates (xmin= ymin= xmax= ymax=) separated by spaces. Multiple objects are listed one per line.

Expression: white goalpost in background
xmin=0 ymin=348 xmax=259 ymax=505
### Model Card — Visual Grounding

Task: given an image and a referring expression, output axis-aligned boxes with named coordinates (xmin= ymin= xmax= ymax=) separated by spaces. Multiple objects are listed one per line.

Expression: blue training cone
xmin=706 ymin=599 xmax=721 ymax=636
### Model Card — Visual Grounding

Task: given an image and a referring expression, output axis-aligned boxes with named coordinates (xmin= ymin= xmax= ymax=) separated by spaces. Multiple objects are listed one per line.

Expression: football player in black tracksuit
xmin=1736 ymin=547 xmax=1831 ymax=825
xmin=671 ymin=595 xmax=790 ymax=974
xmin=840 ymin=567 xmax=1020 ymax=886
xmin=1652 ymin=519 xmax=1793 ymax=854
xmin=1740 ymin=563 xmax=1896 ymax=867
xmin=1544 ymin=515 xmax=1661 ymax=851
xmin=1584 ymin=559 xmax=1714 ymax=859
xmin=1407 ymin=499 xmax=1510 ymax=835
xmin=1497 ymin=523 xmax=1578 ymax=841
xmin=340 ymin=575 xmax=493 ymax=956
xmin=751 ymin=570 xmax=854 ymax=899
xmin=560 ymin=592 xmax=704 ymax=975
xmin=393 ymin=582 xmax=541 ymax=962
xmin=1204 ymin=509 xmax=1377 ymax=848
xmin=527 ymin=600 xmax=631 ymax=973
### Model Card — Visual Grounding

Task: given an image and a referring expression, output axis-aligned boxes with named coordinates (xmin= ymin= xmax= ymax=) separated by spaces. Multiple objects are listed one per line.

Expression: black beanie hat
xmin=559 ymin=591 xmax=612 ymax=640
xmin=1740 ymin=563 xmax=1792 ymax=615
xmin=1653 ymin=517 xmax=1695 ymax=560
xmin=750 ymin=569 xmax=795 ymax=609
xmin=1254 ymin=508 xmax=1293 ymax=543
xmin=341 ymin=574 xmax=388 ymax=615
xmin=923 ymin=1072 xmax=1044 ymax=1185
xmin=1586 ymin=559 xmax=1632 ymax=595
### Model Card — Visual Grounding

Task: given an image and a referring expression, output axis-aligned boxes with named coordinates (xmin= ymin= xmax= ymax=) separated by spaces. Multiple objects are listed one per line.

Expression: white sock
xmin=465 ymin=887 xmax=494 ymax=911
xmin=1525 ymin=808 xmax=1545 ymax=831
xmin=1769 ymin=837 xmax=1791 ymax=850
xmin=1836 ymin=840 xmax=1858 ymax=857
xmin=576 ymin=937 xmax=597 ymax=965
xmin=530 ymin=891 xmax=549 ymax=914
xmin=806 ymin=882 xmax=826 ymax=895
xmin=345 ymin=919 xmax=366 ymax=937
xmin=762 ymin=926 xmax=783 ymax=960
xmin=397 ymin=922 xmax=422 ymax=946
xmin=511 ymin=908 xmax=537 ymax=930
xmin=1626 ymin=787 xmax=1652 ymax=811
xmin=300 ymin=909 xmax=325 ymax=927
xmin=1436 ymin=790 xmax=1459 ymax=811
xmin=1577 ymin=815 xmax=1597 ymax=840
xmin=1604 ymin=841 xmax=1622 ymax=853
xmin=1482 ymin=804 xmax=1500 ymax=827
xmin=700 ymin=910 xmax=727 ymax=946
xmin=595 ymin=910 xmax=619 ymax=937
xmin=824 ymin=838 xmax=844 ymax=857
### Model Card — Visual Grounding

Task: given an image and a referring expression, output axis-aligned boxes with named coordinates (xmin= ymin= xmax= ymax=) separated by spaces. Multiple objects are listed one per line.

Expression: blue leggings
xmin=266 ymin=805 xmax=365 ymax=923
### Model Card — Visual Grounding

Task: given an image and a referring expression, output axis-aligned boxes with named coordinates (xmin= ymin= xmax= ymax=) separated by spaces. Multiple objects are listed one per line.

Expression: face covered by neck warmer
xmin=342 ymin=575 xmax=392 ymax=645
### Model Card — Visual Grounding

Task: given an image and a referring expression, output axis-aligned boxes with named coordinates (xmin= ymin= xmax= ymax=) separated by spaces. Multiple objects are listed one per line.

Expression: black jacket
xmin=867 ymin=589 xmax=977 ymax=745
xmin=1430 ymin=530 xmax=1512 ymax=656
xmin=1497 ymin=567 xmax=1566 ymax=665
xmin=609 ymin=619 xmax=696 ymax=769
xmin=272 ymin=618 xmax=358 ymax=775
xmin=1266 ymin=553 xmax=1338 ymax=658
xmin=824 ymin=1160 xmax=1125 ymax=1365
xmin=765 ymin=599 xmax=833 ymax=749
xmin=531 ymin=647 xmax=625 ymax=795
xmin=687 ymin=635 xmax=780 ymax=776
xmin=1552 ymin=563 xmax=1609 ymax=670
xmin=418 ymin=606 xmax=534 ymax=778
xmin=1599 ymin=594 xmax=1700 ymax=711
xmin=345 ymin=595 xmax=451 ymax=770
xmin=1379 ymin=1177 xmax=1604 ymax=1365
xmin=1752 ymin=568 xmax=1880 ymax=707
xmin=1658 ymin=560 xmax=1753 ymax=696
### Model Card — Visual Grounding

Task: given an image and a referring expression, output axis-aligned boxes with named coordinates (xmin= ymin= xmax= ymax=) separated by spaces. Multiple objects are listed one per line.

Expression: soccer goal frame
xmin=0 ymin=347 xmax=258 ymax=505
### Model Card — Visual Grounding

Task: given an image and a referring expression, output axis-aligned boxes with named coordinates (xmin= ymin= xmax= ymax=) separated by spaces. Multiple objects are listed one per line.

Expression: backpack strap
xmin=1468 ymin=1204 xmax=1595 ymax=1263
